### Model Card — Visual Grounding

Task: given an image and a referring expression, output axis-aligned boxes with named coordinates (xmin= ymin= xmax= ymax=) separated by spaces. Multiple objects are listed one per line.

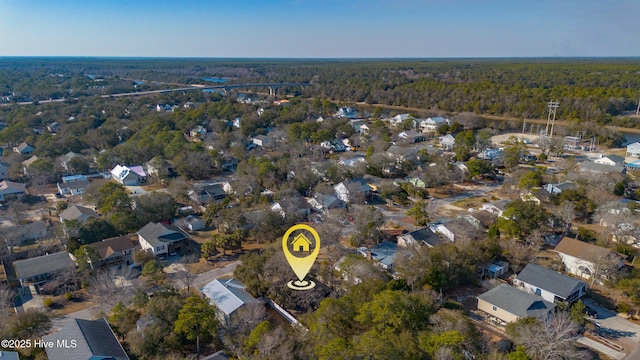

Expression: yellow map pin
xmin=282 ymin=224 xmax=321 ymax=290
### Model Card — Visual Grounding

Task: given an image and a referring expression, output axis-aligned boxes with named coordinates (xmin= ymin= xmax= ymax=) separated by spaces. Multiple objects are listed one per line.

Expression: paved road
xmin=192 ymin=261 xmax=239 ymax=290
xmin=583 ymin=298 xmax=640 ymax=359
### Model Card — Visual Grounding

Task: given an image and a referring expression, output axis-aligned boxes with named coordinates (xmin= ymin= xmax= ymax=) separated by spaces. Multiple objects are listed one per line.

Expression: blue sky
xmin=0 ymin=0 xmax=638 ymax=57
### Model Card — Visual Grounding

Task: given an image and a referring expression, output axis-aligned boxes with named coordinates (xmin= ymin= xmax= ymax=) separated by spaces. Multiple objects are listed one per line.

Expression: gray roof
xmin=343 ymin=178 xmax=372 ymax=193
xmin=516 ymin=264 xmax=587 ymax=300
xmin=57 ymin=180 xmax=90 ymax=191
xmin=606 ymin=154 xmax=625 ymax=163
xmin=43 ymin=318 xmax=129 ymax=360
xmin=478 ymin=284 xmax=555 ymax=319
xmin=314 ymin=193 xmax=343 ymax=207
xmin=137 ymin=222 xmax=188 ymax=248
xmin=580 ymin=161 xmax=625 ymax=174
xmin=59 ymin=204 xmax=98 ymax=222
xmin=359 ymin=241 xmax=398 ymax=268
xmin=404 ymin=227 xmax=442 ymax=247
xmin=202 ymin=278 xmax=259 ymax=316
xmin=0 ymin=180 xmax=26 ymax=195
xmin=14 ymin=251 xmax=74 ymax=280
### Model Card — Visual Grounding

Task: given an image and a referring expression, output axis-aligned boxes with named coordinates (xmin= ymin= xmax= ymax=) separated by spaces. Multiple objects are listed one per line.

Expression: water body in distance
xmin=201 ymin=77 xmax=228 ymax=83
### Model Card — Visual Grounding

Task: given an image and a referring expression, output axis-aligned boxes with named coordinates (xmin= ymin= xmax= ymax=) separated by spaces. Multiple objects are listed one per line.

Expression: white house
xmin=202 ymin=278 xmax=260 ymax=321
xmin=307 ymin=193 xmax=347 ymax=213
xmin=137 ymin=222 xmax=189 ymax=257
xmin=554 ymin=237 xmax=625 ymax=281
xmin=543 ymin=181 xmax=576 ymax=195
xmin=13 ymin=142 xmax=35 ymax=155
xmin=111 ymin=165 xmax=146 ymax=186
xmin=420 ymin=116 xmax=450 ymax=132
xmin=480 ymin=199 xmax=510 ymax=218
xmin=439 ymin=134 xmax=456 ymax=150
xmin=513 ymin=263 xmax=587 ymax=304
xmin=252 ymin=135 xmax=274 ymax=148
xmin=388 ymin=113 xmax=413 ymax=127
xmin=334 ymin=179 xmax=372 ymax=203
xmin=594 ymin=154 xmax=624 ymax=167
xmin=626 ymin=142 xmax=640 ymax=157
xmin=397 ymin=227 xmax=441 ymax=248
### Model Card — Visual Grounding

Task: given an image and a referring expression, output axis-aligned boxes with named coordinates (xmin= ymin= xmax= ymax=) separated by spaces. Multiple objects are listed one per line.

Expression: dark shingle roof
xmin=13 ymin=251 xmax=74 ymax=280
xmin=580 ymin=161 xmax=625 ymax=174
xmin=43 ymin=318 xmax=129 ymax=360
xmin=58 ymin=205 xmax=98 ymax=222
xmin=516 ymin=264 xmax=586 ymax=299
xmin=137 ymin=222 xmax=188 ymax=248
xmin=405 ymin=227 xmax=441 ymax=247
xmin=478 ymin=284 xmax=555 ymax=319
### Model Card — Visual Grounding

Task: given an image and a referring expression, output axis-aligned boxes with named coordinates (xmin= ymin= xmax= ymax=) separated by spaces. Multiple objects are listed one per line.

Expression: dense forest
xmin=2 ymin=58 xmax=639 ymax=127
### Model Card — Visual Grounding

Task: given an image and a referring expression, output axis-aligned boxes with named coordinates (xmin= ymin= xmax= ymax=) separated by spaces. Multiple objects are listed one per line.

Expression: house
xmin=398 ymin=130 xmax=425 ymax=143
xmin=483 ymin=261 xmax=509 ymax=278
xmin=252 ymin=135 xmax=274 ymax=148
xmin=271 ymin=197 xmax=311 ymax=218
xmin=59 ymin=204 xmax=98 ymax=223
xmin=477 ymin=284 xmax=555 ymax=326
xmin=579 ymin=161 xmax=626 ymax=175
xmin=111 ymin=164 xmax=146 ymax=186
xmin=358 ymin=241 xmax=399 ymax=271
xmin=138 ymin=222 xmax=189 ymax=257
xmin=480 ymin=200 xmax=510 ymax=218
xmin=3 ymin=221 xmax=48 ymax=245
xmin=57 ymin=179 xmax=90 ymax=196
xmin=156 ymin=103 xmax=176 ymax=112
xmin=182 ymin=215 xmax=206 ymax=231
xmin=439 ymin=134 xmax=456 ymax=150
xmin=307 ymin=193 xmax=347 ymax=212
xmin=554 ymin=237 xmax=625 ymax=281
xmin=406 ymin=177 xmax=426 ymax=189
xmin=349 ymin=119 xmax=369 ymax=134
xmin=397 ymin=227 xmax=441 ymax=248
xmin=513 ymin=263 xmax=587 ymax=304
xmin=335 ymin=106 xmax=358 ymax=119
xmin=626 ymin=142 xmax=640 ymax=157
xmin=338 ymin=154 xmax=366 ymax=167
xmin=202 ymin=278 xmax=260 ymax=320
xmin=334 ymin=179 xmax=372 ymax=203
xmin=221 ymin=157 xmax=239 ymax=172
xmin=90 ymin=235 xmax=139 ymax=268
xmin=543 ymin=181 xmax=576 ymax=195
xmin=13 ymin=251 xmax=74 ymax=287
xmin=0 ymin=351 xmax=19 ymax=360
xmin=0 ymin=180 xmax=26 ymax=201
xmin=43 ymin=317 xmax=130 ymax=360
xmin=13 ymin=142 xmax=35 ymax=155
xmin=47 ymin=121 xmax=61 ymax=133
xmin=386 ymin=145 xmax=418 ymax=162
xmin=389 ymin=113 xmax=413 ymax=127
xmin=482 ymin=148 xmax=504 ymax=161
xmin=420 ymin=116 xmax=450 ymax=132
xmin=0 ymin=161 xmax=9 ymax=180
xmin=58 ymin=151 xmax=81 ymax=171
xmin=145 ymin=156 xmax=171 ymax=179
xmin=432 ymin=218 xmax=478 ymax=242
xmin=190 ymin=183 xmax=227 ymax=203
xmin=464 ymin=210 xmax=497 ymax=230
xmin=21 ymin=155 xmax=39 ymax=175
xmin=320 ymin=139 xmax=347 ymax=152
xmin=594 ymin=154 xmax=624 ymax=167
xmin=292 ymin=233 xmax=312 ymax=252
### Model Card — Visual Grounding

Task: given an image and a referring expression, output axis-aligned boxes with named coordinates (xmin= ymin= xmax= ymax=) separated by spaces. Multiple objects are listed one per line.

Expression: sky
xmin=0 ymin=0 xmax=638 ymax=58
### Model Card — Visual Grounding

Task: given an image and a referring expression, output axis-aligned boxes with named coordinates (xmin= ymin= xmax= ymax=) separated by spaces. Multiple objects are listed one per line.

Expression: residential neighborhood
xmin=1 ymin=58 xmax=640 ymax=360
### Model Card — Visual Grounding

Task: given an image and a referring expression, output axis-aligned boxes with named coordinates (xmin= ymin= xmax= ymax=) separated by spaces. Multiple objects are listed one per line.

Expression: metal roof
xmin=516 ymin=264 xmax=586 ymax=299
xmin=202 ymin=278 xmax=259 ymax=316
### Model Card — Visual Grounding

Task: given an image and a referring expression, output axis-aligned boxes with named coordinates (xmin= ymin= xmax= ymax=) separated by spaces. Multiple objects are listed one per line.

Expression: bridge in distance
xmin=0 ymin=82 xmax=311 ymax=106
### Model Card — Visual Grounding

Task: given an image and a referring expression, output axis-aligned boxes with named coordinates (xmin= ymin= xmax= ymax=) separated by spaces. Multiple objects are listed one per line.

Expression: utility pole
xmin=545 ymin=100 xmax=560 ymax=137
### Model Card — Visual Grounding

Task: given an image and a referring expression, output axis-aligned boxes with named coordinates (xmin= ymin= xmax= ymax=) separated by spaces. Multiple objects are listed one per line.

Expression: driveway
xmin=582 ymin=298 xmax=640 ymax=359
xmin=49 ymin=303 xmax=111 ymax=332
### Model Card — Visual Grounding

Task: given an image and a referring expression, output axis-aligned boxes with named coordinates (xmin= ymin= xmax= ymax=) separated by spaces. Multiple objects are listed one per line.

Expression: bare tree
xmin=583 ymin=248 xmax=623 ymax=288
xmin=503 ymin=238 xmax=536 ymax=272
xmin=88 ymin=267 xmax=134 ymax=307
xmin=221 ymin=303 xmax=268 ymax=358
xmin=514 ymin=312 xmax=590 ymax=360
xmin=173 ymin=253 xmax=199 ymax=293
xmin=553 ymin=201 xmax=576 ymax=235
xmin=0 ymin=283 xmax=14 ymax=315
xmin=5 ymin=199 xmax=28 ymax=225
